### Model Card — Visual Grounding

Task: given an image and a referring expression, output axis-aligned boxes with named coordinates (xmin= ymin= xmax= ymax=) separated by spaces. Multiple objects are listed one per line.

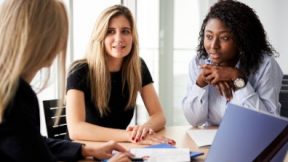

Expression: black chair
xmin=280 ymin=75 xmax=288 ymax=118
xmin=43 ymin=99 xmax=67 ymax=139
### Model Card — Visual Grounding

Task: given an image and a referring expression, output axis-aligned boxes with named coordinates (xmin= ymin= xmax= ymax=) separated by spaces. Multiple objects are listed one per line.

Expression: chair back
xmin=280 ymin=75 xmax=288 ymax=117
xmin=43 ymin=99 xmax=67 ymax=139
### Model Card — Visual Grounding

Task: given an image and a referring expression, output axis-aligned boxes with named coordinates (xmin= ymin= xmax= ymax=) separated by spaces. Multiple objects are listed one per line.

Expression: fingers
xmin=139 ymin=127 xmax=153 ymax=140
xmin=217 ymin=82 xmax=233 ymax=101
xmin=108 ymin=140 xmax=128 ymax=153
xmin=127 ymin=125 xmax=155 ymax=143
xmin=138 ymin=135 xmax=176 ymax=145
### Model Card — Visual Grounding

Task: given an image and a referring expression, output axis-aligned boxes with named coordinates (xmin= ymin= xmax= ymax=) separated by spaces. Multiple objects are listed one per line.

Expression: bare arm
xmin=140 ymin=83 xmax=166 ymax=131
xmin=66 ymin=89 xmax=131 ymax=142
xmin=126 ymin=83 xmax=175 ymax=144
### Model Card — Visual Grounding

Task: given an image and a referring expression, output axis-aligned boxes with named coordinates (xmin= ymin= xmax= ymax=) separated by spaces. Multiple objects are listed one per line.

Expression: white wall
xmin=239 ymin=0 xmax=288 ymax=74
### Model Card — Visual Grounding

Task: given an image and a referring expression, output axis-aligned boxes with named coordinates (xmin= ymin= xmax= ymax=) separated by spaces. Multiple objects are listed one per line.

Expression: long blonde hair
xmin=71 ymin=5 xmax=141 ymax=116
xmin=0 ymin=0 xmax=68 ymax=123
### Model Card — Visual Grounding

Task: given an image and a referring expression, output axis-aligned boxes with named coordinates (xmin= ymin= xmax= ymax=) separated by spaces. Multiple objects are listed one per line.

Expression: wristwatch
xmin=233 ymin=78 xmax=246 ymax=89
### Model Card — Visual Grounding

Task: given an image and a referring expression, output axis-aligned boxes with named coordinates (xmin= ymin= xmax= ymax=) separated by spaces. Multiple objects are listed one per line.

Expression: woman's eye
xmin=205 ymin=34 xmax=213 ymax=40
xmin=221 ymin=36 xmax=230 ymax=41
xmin=122 ymin=29 xmax=131 ymax=35
xmin=107 ymin=29 xmax=115 ymax=35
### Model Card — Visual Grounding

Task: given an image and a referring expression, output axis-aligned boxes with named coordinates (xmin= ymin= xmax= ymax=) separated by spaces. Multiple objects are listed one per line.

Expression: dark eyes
xmin=205 ymin=34 xmax=231 ymax=41
xmin=205 ymin=34 xmax=213 ymax=40
xmin=107 ymin=29 xmax=115 ymax=34
xmin=106 ymin=28 xmax=131 ymax=35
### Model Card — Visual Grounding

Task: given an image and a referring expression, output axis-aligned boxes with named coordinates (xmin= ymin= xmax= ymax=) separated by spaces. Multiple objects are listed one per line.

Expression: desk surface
xmin=79 ymin=125 xmax=288 ymax=162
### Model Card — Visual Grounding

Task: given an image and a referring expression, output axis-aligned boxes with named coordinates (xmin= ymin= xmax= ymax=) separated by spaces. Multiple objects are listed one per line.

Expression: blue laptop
xmin=206 ymin=104 xmax=288 ymax=162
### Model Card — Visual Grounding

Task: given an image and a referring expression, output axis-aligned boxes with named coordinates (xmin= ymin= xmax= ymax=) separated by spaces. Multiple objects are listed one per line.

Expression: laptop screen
xmin=206 ymin=104 xmax=288 ymax=162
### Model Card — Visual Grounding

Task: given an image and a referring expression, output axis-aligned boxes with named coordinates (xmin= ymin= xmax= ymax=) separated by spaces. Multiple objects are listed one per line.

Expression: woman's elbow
xmin=67 ymin=125 xmax=82 ymax=140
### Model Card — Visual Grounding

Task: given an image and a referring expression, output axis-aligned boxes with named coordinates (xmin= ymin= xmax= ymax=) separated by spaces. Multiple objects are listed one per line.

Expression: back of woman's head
xmin=197 ymin=0 xmax=275 ymax=75
xmin=0 ymin=0 xmax=68 ymax=122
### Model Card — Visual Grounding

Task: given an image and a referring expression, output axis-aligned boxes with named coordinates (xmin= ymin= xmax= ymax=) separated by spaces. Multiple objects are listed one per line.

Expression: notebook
xmin=206 ymin=103 xmax=288 ymax=162
xmin=145 ymin=143 xmax=204 ymax=158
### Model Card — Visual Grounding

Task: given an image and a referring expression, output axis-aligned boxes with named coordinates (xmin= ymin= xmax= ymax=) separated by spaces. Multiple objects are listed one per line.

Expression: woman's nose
xmin=211 ymin=38 xmax=220 ymax=49
xmin=114 ymin=31 xmax=123 ymax=42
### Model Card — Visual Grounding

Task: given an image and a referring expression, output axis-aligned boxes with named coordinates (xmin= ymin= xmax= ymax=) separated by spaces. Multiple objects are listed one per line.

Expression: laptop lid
xmin=206 ymin=104 xmax=288 ymax=162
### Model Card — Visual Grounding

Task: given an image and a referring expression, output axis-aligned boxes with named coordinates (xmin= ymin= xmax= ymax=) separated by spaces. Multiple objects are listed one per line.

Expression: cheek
xmin=224 ymin=43 xmax=238 ymax=54
xmin=104 ymin=38 xmax=110 ymax=47
xmin=203 ymin=40 xmax=209 ymax=50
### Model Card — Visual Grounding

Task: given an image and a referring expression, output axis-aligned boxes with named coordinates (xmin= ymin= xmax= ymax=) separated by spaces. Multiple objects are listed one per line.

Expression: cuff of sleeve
xmin=191 ymin=84 xmax=208 ymax=99
xmin=231 ymin=82 xmax=254 ymax=104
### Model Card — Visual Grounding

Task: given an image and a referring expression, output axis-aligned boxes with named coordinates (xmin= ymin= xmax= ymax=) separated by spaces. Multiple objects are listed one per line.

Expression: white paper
xmin=186 ymin=129 xmax=217 ymax=147
xmin=130 ymin=148 xmax=190 ymax=162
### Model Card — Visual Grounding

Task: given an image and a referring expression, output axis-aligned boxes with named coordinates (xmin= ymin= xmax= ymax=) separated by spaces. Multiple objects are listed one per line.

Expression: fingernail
xmin=132 ymin=137 xmax=135 ymax=140
xmin=136 ymin=139 xmax=139 ymax=142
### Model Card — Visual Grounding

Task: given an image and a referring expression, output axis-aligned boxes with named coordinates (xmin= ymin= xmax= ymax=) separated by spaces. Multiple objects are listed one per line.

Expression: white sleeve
xmin=182 ymin=56 xmax=209 ymax=126
xmin=230 ymin=56 xmax=283 ymax=115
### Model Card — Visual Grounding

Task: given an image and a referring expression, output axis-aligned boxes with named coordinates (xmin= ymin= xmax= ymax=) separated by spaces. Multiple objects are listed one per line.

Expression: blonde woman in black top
xmin=66 ymin=5 xmax=175 ymax=145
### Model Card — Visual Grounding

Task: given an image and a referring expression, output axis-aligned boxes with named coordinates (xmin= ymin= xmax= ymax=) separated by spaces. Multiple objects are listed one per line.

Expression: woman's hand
xmin=215 ymin=81 xmax=234 ymax=101
xmin=126 ymin=125 xmax=176 ymax=145
xmin=136 ymin=134 xmax=176 ymax=145
xmin=201 ymin=64 xmax=238 ymax=85
xmin=126 ymin=125 xmax=154 ymax=143
xmin=81 ymin=140 xmax=132 ymax=160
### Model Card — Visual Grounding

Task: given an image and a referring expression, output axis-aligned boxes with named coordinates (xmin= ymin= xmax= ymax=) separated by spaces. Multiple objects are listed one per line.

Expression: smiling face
xmin=204 ymin=18 xmax=238 ymax=66
xmin=104 ymin=15 xmax=133 ymax=66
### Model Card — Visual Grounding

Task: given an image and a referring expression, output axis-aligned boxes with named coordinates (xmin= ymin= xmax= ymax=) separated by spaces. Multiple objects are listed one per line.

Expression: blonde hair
xmin=0 ymin=0 xmax=68 ymax=123
xmin=71 ymin=5 xmax=141 ymax=116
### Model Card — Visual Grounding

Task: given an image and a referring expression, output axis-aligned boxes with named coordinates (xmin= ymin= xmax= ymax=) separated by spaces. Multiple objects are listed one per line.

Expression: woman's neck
xmin=107 ymin=57 xmax=123 ymax=72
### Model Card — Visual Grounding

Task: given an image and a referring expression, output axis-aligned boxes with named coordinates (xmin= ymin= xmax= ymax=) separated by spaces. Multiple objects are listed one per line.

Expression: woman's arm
xmin=66 ymin=89 xmax=131 ymax=142
xmin=126 ymin=83 xmax=175 ymax=145
xmin=182 ymin=57 xmax=210 ymax=126
xmin=230 ymin=57 xmax=283 ymax=115
xmin=140 ymin=83 xmax=166 ymax=131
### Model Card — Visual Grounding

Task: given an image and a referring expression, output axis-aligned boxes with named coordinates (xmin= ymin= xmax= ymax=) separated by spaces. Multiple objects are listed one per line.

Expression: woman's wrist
xmin=81 ymin=144 xmax=95 ymax=160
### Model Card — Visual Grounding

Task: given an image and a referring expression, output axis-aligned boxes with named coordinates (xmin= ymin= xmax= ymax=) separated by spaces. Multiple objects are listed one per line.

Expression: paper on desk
xmin=130 ymin=148 xmax=190 ymax=162
xmin=186 ymin=129 xmax=217 ymax=147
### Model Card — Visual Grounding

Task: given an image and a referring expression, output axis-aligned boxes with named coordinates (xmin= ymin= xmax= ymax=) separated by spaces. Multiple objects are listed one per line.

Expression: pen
xmin=130 ymin=157 xmax=144 ymax=162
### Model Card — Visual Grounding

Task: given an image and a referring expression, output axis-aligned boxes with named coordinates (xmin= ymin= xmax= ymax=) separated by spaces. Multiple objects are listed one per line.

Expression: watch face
xmin=234 ymin=78 xmax=245 ymax=88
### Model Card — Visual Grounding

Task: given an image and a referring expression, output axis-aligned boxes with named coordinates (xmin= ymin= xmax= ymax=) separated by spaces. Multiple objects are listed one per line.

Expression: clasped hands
xmin=126 ymin=125 xmax=176 ymax=145
xmin=197 ymin=64 xmax=241 ymax=101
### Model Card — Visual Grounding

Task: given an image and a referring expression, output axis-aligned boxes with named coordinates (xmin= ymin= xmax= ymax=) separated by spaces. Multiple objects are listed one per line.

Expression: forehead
xmin=205 ymin=18 xmax=231 ymax=34
xmin=108 ymin=15 xmax=131 ymax=28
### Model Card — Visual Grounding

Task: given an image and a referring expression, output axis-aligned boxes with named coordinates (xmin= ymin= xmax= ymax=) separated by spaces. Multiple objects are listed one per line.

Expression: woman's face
xmin=104 ymin=15 xmax=133 ymax=62
xmin=204 ymin=18 xmax=238 ymax=66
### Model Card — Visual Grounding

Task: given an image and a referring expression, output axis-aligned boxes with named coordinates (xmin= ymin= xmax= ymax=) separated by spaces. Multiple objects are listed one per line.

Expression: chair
xmin=43 ymin=99 xmax=67 ymax=139
xmin=280 ymin=75 xmax=288 ymax=118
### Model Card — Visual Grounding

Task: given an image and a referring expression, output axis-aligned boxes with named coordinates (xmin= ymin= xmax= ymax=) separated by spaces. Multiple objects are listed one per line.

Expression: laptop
xmin=206 ymin=104 xmax=288 ymax=162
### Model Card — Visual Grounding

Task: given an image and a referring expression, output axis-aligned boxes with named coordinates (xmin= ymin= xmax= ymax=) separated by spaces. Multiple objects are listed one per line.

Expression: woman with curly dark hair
xmin=182 ymin=0 xmax=283 ymax=126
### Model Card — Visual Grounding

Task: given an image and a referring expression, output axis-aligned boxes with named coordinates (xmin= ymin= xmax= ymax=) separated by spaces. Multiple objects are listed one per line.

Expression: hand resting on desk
xmin=82 ymin=140 xmax=133 ymax=161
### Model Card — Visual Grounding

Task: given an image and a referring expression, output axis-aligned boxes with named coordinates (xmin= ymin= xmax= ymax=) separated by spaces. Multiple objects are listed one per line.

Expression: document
xmin=130 ymin=148 xmax=190 ymax=162
xmin=186 ymin=128 xmax=217 ymax=147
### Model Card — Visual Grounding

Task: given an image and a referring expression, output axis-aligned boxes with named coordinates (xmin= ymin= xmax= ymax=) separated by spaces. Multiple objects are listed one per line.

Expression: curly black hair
xmin=197 ymin=0 xmax=277 ymax=76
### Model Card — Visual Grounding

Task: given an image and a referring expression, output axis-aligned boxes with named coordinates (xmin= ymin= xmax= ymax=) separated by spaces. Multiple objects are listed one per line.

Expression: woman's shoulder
xmin=69 ymin=59 xmax=88 ymax=73
xmin=261 ymin=53 xmax=280 ymax=67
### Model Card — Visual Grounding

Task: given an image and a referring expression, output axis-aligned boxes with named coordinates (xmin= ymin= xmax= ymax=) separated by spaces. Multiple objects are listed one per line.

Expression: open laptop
xmin=206 ymin=104 xmax=288 ymax=162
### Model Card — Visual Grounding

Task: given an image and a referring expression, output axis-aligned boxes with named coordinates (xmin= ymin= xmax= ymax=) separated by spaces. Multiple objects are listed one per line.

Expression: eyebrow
xmin=205 ymin=30 xmax=231 ymax=34
xmin=108 ymin=27 xmax=131 ymax=30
